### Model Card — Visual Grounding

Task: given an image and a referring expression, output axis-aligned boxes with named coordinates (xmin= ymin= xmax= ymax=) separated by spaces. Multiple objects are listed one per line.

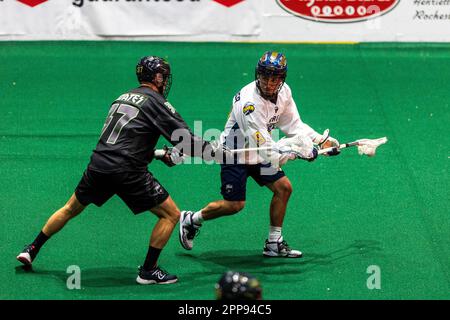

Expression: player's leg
xmin=178 ymin=200 xmax=245 ymax=251
xmin=266 ymin=176 xmax=292 ymax=228
xmin=264 ymin=176 xmax=302 ymax=258
xmin=17 ymin=193 xmax=86 ymax=266
xmin=196 ymin=199 xmax=246 ymax=220
xmin=118 ymin=171 xmax=179 ymax=285
xmin=148 ymin=196 xmax=180 ymax=249
xmin=179 ymin=164 xmax=247 ymax=250
xmin=250 ymin=164 xmax=302 ymax=258
xmin=17 ymin=169 xmax=114 ymax=267
xmin=42 ymin=193 xmax=86 ymax=236
xmin=135 ymin=195 xmax=179 ymax=285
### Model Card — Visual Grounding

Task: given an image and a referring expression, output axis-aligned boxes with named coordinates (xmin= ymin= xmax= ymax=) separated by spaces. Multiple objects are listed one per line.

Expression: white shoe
xmin=179 ymin=211 xmax=201 ymax=250
xmin=263 ymin=236 xmax=302 ymax=258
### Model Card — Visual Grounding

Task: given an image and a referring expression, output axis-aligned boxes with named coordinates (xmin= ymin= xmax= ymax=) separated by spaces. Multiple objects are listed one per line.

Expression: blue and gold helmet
xmin=255 ymin=51 xmax=288 ymax=100
xmin=256 ymin=51 xmax=288 ymax=77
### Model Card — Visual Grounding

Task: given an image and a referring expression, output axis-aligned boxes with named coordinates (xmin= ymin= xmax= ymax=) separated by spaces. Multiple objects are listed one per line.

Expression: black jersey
xmin=88 ymin=86 xmax=207 ymax=173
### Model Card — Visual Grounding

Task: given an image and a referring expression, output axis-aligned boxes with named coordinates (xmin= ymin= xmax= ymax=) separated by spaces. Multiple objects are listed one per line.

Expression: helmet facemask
xmin=153 ymin=72 xmax=172 ymax=99
xmin=255 ymin=71 xmax=286 ymax=101
xmin=255 ymin=51 xmax=288 ymax=101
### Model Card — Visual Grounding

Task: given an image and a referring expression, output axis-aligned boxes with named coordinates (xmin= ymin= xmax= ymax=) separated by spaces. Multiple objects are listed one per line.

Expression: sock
xmin=269 ymin=226 xmax=282 ymax=242
xmin=143 ymin=246 xmax=162 ymax=270
xmin=31 ymin=231 xmax=50 ymax=252
xmin=192 ymin=211 xmax=204 ymax=225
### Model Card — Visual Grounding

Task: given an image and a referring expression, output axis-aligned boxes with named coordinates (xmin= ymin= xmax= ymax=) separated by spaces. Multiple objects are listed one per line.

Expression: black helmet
xmin=136 ymin=56 xmax=172 ymax=99
xmin=215 ymin=271 xmax=262 ymax=300
xmin=255 ymin=51 xmax=288 ymax=100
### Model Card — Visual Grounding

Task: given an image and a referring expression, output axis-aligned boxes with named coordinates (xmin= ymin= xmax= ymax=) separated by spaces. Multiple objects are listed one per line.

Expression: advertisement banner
xmin=263 ymin=0 xmax=450 ymax=42
xmin=0 ymin=0 xmax=261 ymax=38
xmin=0 ymin=0 xmax=449 ymax=41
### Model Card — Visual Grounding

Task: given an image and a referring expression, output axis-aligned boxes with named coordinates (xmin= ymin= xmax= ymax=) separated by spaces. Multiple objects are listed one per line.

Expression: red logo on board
xmin=17 ymin=0 xmax=49 ymax=7
xmin=277 ymin=0 xmax=400 ymax=23
xmin=213 ymin=0 xmax=245 ymax=8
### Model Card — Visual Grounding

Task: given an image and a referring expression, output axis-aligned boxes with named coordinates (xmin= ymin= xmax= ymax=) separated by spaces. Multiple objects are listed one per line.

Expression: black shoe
xmin=136 ymin=266 xmax=178 ymax=285
xmin=17 ymin=244 xmax=38 ymax=266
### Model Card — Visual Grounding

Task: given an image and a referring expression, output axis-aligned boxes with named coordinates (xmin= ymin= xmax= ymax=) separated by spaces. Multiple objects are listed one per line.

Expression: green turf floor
xmin=0 ymin=42 xmax=449 ymax=300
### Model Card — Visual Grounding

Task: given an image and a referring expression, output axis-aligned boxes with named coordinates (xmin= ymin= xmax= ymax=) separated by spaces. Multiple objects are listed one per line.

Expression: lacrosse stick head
xmin=356 ymin=137 xmax=388 ymax=157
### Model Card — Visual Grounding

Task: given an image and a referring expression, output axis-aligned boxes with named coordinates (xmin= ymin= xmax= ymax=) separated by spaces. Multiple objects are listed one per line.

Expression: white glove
xmin=313 ymin=129 xmax=340 ymax=156
xmin=154 ymin=146 xmax=187 ymax=167
xmin=168 ymin=147 xmax=187 ymax=165
xmin=320 ymin=136 xmax=340 ymax=156
xmin=290 ymin=144 xmax=318 ymax=161
xmin=210 ymin=140 xmax=232 ymax=157
xmin=275 ymin=134 xmax=317 ymax=161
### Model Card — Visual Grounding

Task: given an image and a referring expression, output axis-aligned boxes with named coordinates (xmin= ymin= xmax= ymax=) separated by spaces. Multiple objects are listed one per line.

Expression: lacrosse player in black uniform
xmin=17 ymin=56 xmax=226 ymax=284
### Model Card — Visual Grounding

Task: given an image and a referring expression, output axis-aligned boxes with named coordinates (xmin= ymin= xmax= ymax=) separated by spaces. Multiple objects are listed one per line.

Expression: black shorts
xmin=220 ymin=163 xmax=285 ymax=201
xmin=75 ymin=169 xmax=169 ymax=214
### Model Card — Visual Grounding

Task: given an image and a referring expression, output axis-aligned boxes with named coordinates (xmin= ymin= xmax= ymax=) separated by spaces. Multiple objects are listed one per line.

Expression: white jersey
xmin=220 ymin=81 xmax=321 ymax=165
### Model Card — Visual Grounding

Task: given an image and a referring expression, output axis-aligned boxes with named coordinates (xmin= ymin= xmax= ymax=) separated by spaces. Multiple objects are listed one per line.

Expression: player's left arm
xmin=149 ymin=101 xmax=229 ymax=163
xmin=277 ymin=88 xmax=340 ymax=156
xmin=147 ymin=100 xmax=224 ymax=161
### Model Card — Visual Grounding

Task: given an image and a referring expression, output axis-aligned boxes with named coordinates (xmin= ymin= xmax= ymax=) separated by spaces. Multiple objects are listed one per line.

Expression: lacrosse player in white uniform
xmin=179 ymin=51 xmax=340 ymax=257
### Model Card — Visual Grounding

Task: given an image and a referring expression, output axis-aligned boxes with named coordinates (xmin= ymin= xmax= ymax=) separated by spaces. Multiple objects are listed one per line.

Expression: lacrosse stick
xmin=231 ymin=137 xmax=388 ymax=157
xmin=318 ymin=137 xmax=388 ymax=157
